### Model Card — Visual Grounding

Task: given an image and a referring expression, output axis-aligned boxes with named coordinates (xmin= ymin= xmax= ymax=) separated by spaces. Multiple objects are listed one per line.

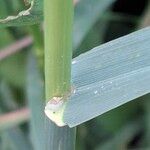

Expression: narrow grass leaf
xmin=64 ymin=27 xmax=150 ymax=127
xmin=26 ymin=53 xmax=45 ymax=150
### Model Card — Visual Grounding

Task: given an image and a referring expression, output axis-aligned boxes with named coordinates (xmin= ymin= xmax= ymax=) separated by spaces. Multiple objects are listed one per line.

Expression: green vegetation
xmin=0 ymin=0 xmax=150 ymax=150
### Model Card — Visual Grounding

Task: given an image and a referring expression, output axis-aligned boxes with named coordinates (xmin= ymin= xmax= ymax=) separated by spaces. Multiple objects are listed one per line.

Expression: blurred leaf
xmin=0 ymin=1 xmax=8 ymax=18
xmin=95 ymin=119 xmax=142 ymax=150
xmin=26 ymin=53 xmax=45 ymax=150
xmin=139 ymin=2 xmax=150 ymax=28
xmin=0 ymin=0 xmax=114 ymax=28
xmin=9 ymin=0 xmax=25 ymax=13
xmin=0 ymin=84 xmax=32 ymax=150
xmin=98 ymin=101 xmax=139 ymax=133
xmin=3 ymin=0 xmax=24 ymax=16
xmin=0 ymin=0 xmax=43 ymax=27
xmin=30 ymin=25 xmax=44 ymax=69
xmin=1 ymin=128 xmax=32 ymax=150
xmin=64 ymin=27 xmax=150 ymax=127
xmin=0 ymin=29 xmax=14 ymax=49
xmin=0 ymin=28 xmax=27 ymax=88
xmin=146 ymin=96 xmax=150 ymax=146
xmin=142 ymin=94 xmax=150 ymax=147
xmin=74 ymin=19 xmax=108 ymax=57
xmin=73 ymin=0 xmax=115 ymax=50
xmin=0 ymin=52 xmax=26 ymax=87
xmin=0 ymin=82 xmax=18 ymax=111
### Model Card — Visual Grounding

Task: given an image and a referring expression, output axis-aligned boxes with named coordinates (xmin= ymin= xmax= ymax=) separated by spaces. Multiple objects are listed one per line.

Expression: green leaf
xmin=26 ymin=53 xmax=45 ymax=150
xmin=0 ymin=0 xmax=43 ymax=27
xmin=0 ymin=0 xmax=114 ymax=42
xmin=64 ymin=27 xmax=150 ymax=127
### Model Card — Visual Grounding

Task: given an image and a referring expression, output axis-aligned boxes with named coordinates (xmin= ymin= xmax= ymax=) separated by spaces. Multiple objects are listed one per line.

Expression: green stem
xmin=45 ymin=0 xmax=73 ymax=100
xmin=44 ymin=0 xmax=76 ymax=150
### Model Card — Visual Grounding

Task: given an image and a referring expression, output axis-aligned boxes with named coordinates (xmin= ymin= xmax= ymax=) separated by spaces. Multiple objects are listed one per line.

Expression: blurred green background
xmin=0 ymin=0 xmax=150 ymax=149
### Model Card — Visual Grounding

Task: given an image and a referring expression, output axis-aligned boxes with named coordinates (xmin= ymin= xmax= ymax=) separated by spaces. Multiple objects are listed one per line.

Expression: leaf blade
xmin=64 ymin=27 xmax=150 ymax=127
xmin=26 ymin=53 xmax=45 ymax=150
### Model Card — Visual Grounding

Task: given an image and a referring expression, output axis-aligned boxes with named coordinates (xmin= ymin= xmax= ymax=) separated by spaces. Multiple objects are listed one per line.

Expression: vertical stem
xmin=45 ymin=0 xmax=73 ymax=99
xmin=44 ymin=0 xmax=76 ymax=150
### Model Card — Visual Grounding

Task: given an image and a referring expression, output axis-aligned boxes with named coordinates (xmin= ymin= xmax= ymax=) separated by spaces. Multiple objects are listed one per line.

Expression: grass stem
xmin=44 ymin=0 xmax=76 ymax=149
